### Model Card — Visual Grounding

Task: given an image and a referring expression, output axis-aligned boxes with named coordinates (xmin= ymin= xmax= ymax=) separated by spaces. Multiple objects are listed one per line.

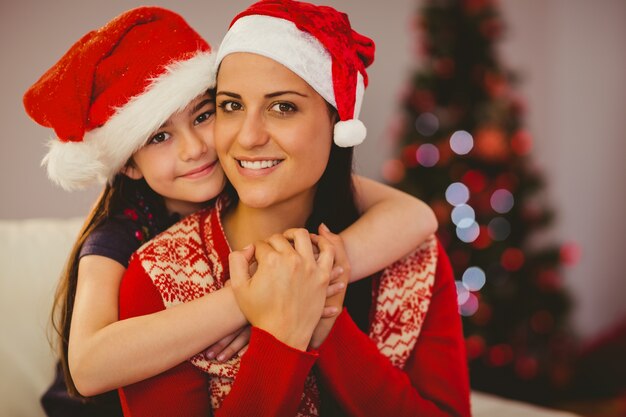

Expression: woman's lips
xmin=235 ymin=157 xmax=284 ymax=177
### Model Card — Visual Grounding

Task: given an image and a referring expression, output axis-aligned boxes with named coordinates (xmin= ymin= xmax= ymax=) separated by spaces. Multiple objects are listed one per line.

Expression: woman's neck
xmin=223 ymin=191 xmax=315 ymax=251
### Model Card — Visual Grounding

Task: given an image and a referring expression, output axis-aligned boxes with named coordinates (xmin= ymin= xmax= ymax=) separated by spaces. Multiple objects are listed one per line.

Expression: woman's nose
xmin=178 ymin=129 xmax=208 ymax=161
xmin=236 ymin=112 xmax=270 ymax=149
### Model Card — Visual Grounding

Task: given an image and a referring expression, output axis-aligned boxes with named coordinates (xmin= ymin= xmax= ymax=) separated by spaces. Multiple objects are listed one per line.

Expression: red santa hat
xmin=214 ymin=0 xmax=375 ymax=147
xmin=23 ymin=6 xmax=215 ymax=191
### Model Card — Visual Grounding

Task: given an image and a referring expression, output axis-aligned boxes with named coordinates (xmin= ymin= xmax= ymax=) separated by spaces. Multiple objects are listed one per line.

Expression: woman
xmin=118 ymin=1 xmax=470 ymax=416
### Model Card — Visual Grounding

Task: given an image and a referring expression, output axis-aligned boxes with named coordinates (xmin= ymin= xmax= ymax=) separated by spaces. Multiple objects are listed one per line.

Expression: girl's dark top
xmin=41 ymin=182 xmax=178 ymax=417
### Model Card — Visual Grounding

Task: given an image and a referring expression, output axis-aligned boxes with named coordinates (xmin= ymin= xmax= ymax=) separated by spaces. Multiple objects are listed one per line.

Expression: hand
xmin=203 ymin=325 xmax=251 ymax=361
xmin=229 ymin=229 xmax=335 ymax=350
xmin=309 ymin=223 xmax=351 ymax=349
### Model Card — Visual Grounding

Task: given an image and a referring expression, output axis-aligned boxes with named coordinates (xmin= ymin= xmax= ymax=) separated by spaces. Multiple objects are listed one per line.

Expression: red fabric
xmin=316 ymin=240 xmax=471 ymax=417
xmin=232 ymin=0 xmax=375 ymax=122
xmin=23 ymin=7 xmax=210 ymax=142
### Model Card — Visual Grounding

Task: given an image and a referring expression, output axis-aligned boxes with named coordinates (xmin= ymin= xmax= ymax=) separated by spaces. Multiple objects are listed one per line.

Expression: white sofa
xmin=0 ymin=217 xmax=580 ymax=417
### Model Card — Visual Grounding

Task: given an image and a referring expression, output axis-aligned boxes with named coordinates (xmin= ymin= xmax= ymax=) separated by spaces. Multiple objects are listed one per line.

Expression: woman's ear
xmin=121 ymin=161 xmax=143 ymax=180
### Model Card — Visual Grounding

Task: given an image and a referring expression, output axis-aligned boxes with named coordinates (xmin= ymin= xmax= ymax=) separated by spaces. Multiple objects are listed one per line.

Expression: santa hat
xmin=23 ymin=6 xmax=215 ymax=191
xmin=214 ymin=0 xmax=375 ymax=148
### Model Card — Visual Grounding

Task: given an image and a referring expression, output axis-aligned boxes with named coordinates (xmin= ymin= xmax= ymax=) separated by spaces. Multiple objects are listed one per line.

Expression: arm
xmin=120 ymin=233 xmax=327 ymax=417
xmin=69 ymin=255 xmax=246 ymax=396
xmin=314 ymin=241 xmax=471 ymax=417
xmin=342 ymin=175 xmax=437 ymax=281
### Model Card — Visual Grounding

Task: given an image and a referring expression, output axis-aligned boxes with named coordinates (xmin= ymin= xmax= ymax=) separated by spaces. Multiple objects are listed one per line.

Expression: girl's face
xmin=126 ymin=92 xmax=226 ymax=216
xmin=215 ymin=53 xmax=333 ymax=211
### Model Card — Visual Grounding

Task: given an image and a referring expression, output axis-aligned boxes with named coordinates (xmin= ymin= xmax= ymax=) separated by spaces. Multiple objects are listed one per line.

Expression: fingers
xmin=314 ymin=235 xmax=335 ymax=272
xmin=228 ymin=245 xmax=255 ymax=289
xmin=283 ymin=228 xmax=315 ymax=262
xmin=204 ymin=331 xmax=238 ymax=360
xmin=319 ymin=223 xmax=351 ymax=280
xmin=216 ymin=327 xmax=251 ymax=361
xmin=266 ymin=233 xmax=296 ymax=254
xmin=322 ymin=305 xmax=340 ymax=318
xmin=326 ymin=279 xmax=346 ymax=297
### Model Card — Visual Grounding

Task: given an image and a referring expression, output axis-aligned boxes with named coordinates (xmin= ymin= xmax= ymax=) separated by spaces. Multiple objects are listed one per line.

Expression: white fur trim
xmin=43 ymin=51 xmax=216 ymax=190
xmin=215 ymin=15 xmax=336 ymax=107
xmin=41 ymin=139 xmax=107 ymax=191
xmin=334 ymin=119 xmax=366 ymax=147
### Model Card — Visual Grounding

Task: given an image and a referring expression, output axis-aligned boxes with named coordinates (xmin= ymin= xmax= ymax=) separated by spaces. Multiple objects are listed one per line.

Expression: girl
xmin=23 ymin=6 xmax=438 ymax=416
xmin=117 ymin=1 xmax=470 ymax=416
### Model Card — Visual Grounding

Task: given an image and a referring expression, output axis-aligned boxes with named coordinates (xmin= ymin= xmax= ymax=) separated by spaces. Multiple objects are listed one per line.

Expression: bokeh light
xmin=415 ymin=112 xmax=439 ymax=136
xmin=456 ymin=221 xmax=480 ymax=243
xmin=490 ymin=188 xmax=514 ymax=213
xmin=459 ymin=293 xmax=479 ymax=316
xmin=449 ymin=130 xmax=474 ymax=155
xmin=451 ymin=204 xmax=475 ymax=228
xmin=488 ymin=217 xmax=511 ymax=241
xmin=416 ymin=143 xmax=440 ymax=167
xmin=455 ymin=281 xmax=470 ymax=305
xmin=445 ymin=182 xmax=470 ymax=206
xmin=462 ymin=266 xmax=486 ymax=291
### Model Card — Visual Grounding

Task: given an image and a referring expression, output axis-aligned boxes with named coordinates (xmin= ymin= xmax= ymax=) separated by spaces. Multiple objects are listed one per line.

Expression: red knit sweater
xmin=118 ymin=209 xmax=470 ymax=417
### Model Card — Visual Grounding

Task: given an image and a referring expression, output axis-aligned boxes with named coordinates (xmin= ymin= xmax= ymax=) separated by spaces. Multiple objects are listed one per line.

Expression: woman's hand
xmin=309 ymin=223 xmax=351 ymax=349
xmin=229 ymin=229 xmax=335 ymax=351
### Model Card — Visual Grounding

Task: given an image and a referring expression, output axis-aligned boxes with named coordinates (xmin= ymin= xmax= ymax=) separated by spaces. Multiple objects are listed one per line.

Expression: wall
xmin=1 ymin=0 xmax=624 ymax=340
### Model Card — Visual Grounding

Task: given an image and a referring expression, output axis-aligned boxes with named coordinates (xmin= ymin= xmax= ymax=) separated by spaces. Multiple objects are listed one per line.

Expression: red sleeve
xmin=215 ymin=327 xmax=318 ymax=417
xmin=117 ymin=256 xmax=210 ymax=417
xmin=315 ymin=240 xmax=471 ymax=417
xmin=118 ymin=257 xmax=319 ymax=417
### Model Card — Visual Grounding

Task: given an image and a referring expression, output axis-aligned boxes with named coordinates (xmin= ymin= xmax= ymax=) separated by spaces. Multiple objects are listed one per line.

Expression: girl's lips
xmin=179 ymin=160 xmax=218 ymax=179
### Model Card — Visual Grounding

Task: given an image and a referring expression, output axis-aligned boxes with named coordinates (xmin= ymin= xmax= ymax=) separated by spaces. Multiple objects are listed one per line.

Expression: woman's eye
xmin=270 ymin=102 xmax=296 ymax=114
xmin=148 ymin=131 xmax=171 ymax=145
xmin=219 ymin=101 xmax=242 ymax=112
xmin=194 ymin=110 xmax=215 ymax=125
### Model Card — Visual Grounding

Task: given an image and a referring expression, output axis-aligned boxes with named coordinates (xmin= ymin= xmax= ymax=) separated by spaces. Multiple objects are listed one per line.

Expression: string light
xmin=449 ymin=130 xmax=474 ymax=155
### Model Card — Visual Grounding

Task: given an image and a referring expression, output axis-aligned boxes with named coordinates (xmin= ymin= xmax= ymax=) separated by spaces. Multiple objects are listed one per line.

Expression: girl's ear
xmin=121 ymin=161 xmax=143 ymax=180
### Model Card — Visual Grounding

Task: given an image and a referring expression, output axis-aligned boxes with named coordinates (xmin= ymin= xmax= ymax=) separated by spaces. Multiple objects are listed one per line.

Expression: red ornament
xmin=402 ymin=144 xmax=419 ymax=168
xmin=470 ymin=302 xmax=492 ymax=326
xmin=501 ymin=248 xmax=525 ymax=271
xmin=537 ymin=269 xmax=562 ymax=291
xmin=474 ymin=126 xmax=509 ymax=162
xmin=515 ymin=356 xmax=539 ymax=380
xmin=560 ymin=242 xmax=581 ymax=266
xmin=465 ymin=335 xmax=486 ymax=360
xmin=511 ymin=129 xmax=533 ymax=155
xmin=487 ymin=344 xmax=514 ymax=367
xmin=531 ymin=310 xmax=555 ymax=334
xmin=434 ymin=57 xmax=455 ymax=79
xmin=462 ymin=170 xmax=487 ymax=193
xmin=471 ymin=225 xmax=492 ymax=249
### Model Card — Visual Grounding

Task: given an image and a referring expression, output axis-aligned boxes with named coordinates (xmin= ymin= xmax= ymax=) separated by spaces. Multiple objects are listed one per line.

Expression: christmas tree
xmin=383 ymin=0 xmax=579 ymax=404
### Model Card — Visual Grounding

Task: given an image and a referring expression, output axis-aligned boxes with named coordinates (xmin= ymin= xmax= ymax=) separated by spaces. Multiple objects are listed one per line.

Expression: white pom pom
xmin=333 ymin=119 xmax=367 ymax=147
xmin=42 ymin=139 xmax=107 ymax=191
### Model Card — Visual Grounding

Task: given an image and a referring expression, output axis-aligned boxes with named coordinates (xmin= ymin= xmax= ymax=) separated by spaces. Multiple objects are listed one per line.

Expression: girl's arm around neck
xmin=339 ymin=175 xmax=438 ymax=282
xmin=69 ymin=255 xmax=246 ymax=396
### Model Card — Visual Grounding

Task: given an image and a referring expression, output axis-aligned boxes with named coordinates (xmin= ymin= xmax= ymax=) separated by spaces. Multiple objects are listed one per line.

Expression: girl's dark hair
xmin=51 ymin=174 xmax=167 ymax=398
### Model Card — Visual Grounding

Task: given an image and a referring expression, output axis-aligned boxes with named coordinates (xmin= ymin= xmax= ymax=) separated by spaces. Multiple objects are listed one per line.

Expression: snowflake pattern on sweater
xmin=133 ymin=202 xmax=437 ymax=416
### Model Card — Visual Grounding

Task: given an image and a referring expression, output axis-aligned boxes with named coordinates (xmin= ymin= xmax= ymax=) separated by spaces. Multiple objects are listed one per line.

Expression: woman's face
xmin=126 ymin=92 xmax=226 ymax=216
xmin=215 ymin=53 xmax=333 ymax=211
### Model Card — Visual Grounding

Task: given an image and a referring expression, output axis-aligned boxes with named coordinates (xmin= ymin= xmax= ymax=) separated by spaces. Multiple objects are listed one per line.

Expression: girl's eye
xmin=270 ymin=102 xmax=296 ymax=114
xmin=148 ymin=131 xmax=171 ymax=145
xmin=194 ymin=110 xmax=215 ymax=125
xmin=218 ymin=101 xmax=242 ymax=112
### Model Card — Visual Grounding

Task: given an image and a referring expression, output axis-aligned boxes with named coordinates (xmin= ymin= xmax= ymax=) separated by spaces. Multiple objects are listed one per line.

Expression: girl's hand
xmin=203 ymin=325 xmax=251 ymax=361
xmin=309 ymin=224 xmax=351 ymax=349
xmin=229 ymin=229 xmax=335 ymax=350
